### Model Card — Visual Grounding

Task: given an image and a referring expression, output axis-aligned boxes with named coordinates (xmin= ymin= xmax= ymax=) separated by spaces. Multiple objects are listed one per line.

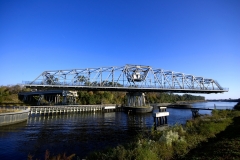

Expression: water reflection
xmin=17 ymin=112 xmax=142 ymax=159
xmin=0 ymin=121 xmax=27 ymax=137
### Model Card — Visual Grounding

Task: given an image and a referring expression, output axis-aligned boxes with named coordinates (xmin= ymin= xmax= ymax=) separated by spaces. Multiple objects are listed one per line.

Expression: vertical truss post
xmin=88 ymin=69 xmax=90 ymax=85
xmin=112 ymin=68 xmax=114 ymax=86
xmin=182 ymin=74 xmax=184 ymax=89
xmin=100 ymin=68 xmax=102 ymax=86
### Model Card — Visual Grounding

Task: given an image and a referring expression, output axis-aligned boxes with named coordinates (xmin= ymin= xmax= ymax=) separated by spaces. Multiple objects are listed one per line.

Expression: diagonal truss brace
xmin=25 ymin=64 xmax=227 ymax=92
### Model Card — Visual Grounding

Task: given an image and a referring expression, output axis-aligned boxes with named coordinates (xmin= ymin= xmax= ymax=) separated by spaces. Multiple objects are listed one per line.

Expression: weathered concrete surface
xmin=0 ymin=109 xmax=30 ymax=126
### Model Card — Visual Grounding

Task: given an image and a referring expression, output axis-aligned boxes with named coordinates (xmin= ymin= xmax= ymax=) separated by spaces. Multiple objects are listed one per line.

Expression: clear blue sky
xmin=0 ymin=0 xmax=239 ymax=99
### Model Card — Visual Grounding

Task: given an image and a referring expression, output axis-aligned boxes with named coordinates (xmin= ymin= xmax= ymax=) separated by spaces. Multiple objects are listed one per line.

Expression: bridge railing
xmin=22 ymin=64 xmax=228 ymax=93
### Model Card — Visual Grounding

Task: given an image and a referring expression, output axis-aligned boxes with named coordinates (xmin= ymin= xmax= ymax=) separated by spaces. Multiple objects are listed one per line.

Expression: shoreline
xmin=182 ymin=115 xmax=240 ymax=159
xmin=85 ymin=109 xmax=240 ymax=160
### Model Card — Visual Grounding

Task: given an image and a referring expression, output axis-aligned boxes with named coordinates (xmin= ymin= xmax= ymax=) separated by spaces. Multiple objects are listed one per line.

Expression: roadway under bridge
xmin=21 ymin=64 xmax=228 ymax=106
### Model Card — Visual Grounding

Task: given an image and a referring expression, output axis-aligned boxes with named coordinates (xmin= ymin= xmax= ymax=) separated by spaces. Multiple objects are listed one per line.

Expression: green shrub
xmin=172 ymin=140 xmax=188 ymax=157
xmin=135 ymin=145 xmax=159 ymax=160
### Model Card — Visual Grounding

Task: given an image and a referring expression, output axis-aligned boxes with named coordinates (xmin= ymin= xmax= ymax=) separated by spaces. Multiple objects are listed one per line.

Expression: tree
xmin=45 ymin=75 xmax=58 ymax=85
xmin=77 ymin=75 xmax=87 ymax=85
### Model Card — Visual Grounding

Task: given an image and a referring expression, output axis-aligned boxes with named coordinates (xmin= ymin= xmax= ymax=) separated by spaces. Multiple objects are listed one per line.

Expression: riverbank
xmin=85 ymin=110 xmax=240 ymax=160
xmin=0 ymin=109 xmax=19 ymax=113
xmin=181 ymin=115 xmax=240 ymax=159
xmin=234 ymin=102 xmax=240 ymax=110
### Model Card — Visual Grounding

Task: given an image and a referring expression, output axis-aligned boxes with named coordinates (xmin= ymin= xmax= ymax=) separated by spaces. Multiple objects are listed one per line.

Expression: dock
xmin=1 ymin=105 xmax=122 ymax=116
xmin=29 ymin=105 xmax=122 ymax=115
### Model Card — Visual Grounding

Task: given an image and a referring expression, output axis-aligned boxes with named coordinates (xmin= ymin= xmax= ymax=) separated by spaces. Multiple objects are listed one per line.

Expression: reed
xmin=28 ymin=150 xmax=75 ymax=160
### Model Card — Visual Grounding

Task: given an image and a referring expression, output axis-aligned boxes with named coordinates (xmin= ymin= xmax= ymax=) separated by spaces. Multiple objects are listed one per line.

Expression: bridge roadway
xmin=23 ymin=84 xmax=227 ymax=94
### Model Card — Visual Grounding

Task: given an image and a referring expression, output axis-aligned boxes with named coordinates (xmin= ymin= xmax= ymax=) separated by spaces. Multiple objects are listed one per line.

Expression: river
xmin=0 ymin=102 xmax=237 ymax=160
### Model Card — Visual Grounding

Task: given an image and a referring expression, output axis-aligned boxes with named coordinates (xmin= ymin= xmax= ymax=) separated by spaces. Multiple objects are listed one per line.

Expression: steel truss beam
xmin=23 ymin=64 xmax=228 ymax=93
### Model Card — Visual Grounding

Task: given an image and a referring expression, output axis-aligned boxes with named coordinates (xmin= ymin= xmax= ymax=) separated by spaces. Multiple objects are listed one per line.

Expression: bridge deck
xmin=24 ymin=84 xmax=227 ymax=93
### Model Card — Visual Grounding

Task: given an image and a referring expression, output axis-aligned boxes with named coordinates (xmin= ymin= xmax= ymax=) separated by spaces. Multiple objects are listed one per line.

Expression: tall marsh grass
xmin=28 ymin=150 xmax=75 ymax=160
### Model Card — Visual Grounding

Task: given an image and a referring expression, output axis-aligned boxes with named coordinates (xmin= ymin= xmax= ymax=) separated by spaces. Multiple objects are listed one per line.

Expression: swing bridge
xmin=20 ymin=64 xmax=228 ymax=106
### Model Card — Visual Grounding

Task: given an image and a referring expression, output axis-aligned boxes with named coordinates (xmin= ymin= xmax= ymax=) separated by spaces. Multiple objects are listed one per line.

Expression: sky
xmin=0 ymin=0 xmax=239 ymax=99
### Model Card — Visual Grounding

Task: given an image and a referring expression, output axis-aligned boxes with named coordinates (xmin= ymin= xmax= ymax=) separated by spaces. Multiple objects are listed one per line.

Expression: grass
xmin=181 ymin=115 xmax=240 ymax=160
xmin=85 ymin=110 xmax=240 ymax=160
xmin=0 ymin=109 xmax=20 ymax=113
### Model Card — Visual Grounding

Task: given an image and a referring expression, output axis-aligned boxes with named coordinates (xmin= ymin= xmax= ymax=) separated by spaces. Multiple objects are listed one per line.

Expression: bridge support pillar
xmin=37 ymin=95 xmax=44 ymax=105
xmin=63 ymin=96 xmax=67 ymax=104
xmin=126 ymin=92 xmax=146 ymax=107
xmin=55 ymin=96 xmax=57 ymax=104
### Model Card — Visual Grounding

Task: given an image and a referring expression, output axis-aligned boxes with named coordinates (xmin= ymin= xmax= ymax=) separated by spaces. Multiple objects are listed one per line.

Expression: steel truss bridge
xmin=24 ymin=64 xmax=228 ymax=94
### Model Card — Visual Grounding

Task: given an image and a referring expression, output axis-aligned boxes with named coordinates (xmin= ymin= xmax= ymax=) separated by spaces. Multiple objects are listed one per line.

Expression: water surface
xmin=0 ymin=102 xmax=237 ymax=159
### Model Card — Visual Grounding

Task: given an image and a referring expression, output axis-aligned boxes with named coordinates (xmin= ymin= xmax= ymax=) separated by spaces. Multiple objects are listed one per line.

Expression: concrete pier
xmin=153 ymin=107 xmax=169 ymax=130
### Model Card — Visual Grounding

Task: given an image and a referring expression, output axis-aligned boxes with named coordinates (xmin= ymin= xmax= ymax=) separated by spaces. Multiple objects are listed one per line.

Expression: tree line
xmin=77 ymin=91 xmax=205 ymax=105
xmin=146 ymin=92 xmax=205 ymax=103
xmin=0 ymin=85 xmax=205 ymax=105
